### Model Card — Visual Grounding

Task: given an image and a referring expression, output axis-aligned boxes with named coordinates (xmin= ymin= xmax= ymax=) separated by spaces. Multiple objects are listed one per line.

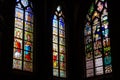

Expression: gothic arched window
xmin=84 ymin=0 xmax=112 ymax=77
xmin=52 ymin=5 xmax=66 ymax=78
xmin=13 ymin=0 xmax=34 ymax=72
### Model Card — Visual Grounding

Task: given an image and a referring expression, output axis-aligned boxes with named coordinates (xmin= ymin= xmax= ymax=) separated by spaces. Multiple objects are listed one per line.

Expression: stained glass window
xmin=13 ymin=0 xmax=33 ymax=72
xmin=84 ymin=0 xmax=112 ymax=77
xmin=52 ymin=6 xmax=66 ymax=78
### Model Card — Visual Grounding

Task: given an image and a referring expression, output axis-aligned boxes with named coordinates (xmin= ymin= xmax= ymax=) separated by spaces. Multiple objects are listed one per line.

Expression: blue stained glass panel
xmin=25 ymin=12 xmax=33 ymax=23
xmin=104 ymin=55 xmax=111 ymax=65
xmin=53 ymin=19 xmax=58 ymax=27
xmin=53 ymin=15 xmax=57 ymax=19
xmin=16 ymin=0 xmax=19 ymax=2
xmin=13 ymin=0 xmax=33 ymax=72
xmin=59 ymin=21 xmax=65 ymax=30
xmin=53 ymin=5 xmax=66 ymax=78
xmin=26 ymin=7 xmax=33 ymax=13
xmin=85 ymin=0 xmax=112 ymax=77
xmin=15 ymin=8 xmax=23 ymax=19
xmin=59 ymin=30 xmax=65 ymax=38
xmin=21 ymin=0 xmax=28 ymax=7
xmin=16 ymin=3 xmax=22 ymax=8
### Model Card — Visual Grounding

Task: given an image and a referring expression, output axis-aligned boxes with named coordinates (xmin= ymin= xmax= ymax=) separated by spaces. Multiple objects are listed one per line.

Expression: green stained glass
xmin=25 ymin=21 xmax=33 ymax=32
xmin=104 ymin=55 xmax=111 ymax=65
xmin=13 ymin=0 xmax=33 ymax=72
xmin=84 ymin=0 xmax=112 ymax=78
xmin=89 ymin=3 xmax=94 ymax=15
xmin=24 ymin=31 xmax=33 ymax=42
xmin=53 ymin=5 xmax=66 ymax=78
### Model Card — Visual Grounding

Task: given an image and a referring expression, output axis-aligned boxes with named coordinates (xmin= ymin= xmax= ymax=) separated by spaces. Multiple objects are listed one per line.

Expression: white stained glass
xmin=53 ymin=27 xmax=58 ymax=35
xmin=95 ymin=67 xmax=103 ymax=75
xmin=86 ymin=69 xmax=94 ymax=77
xmin=97 ymin=1 xmax=103 ymax=12
xmin=105 ymin=2 xmax=107 ymax=8
xmin=59 ymin=37 xmax=65 ymax=45
xmin=16 ymin=3 xmax=22 ymax=8
xmin=101 ymin=16 xmax=108 ymax=21
xmin=53 ymin=35 xmax=58 ymax=43
xmin=14 ymin=28 xmax=23 ymax=39
xmin=102 ymin=9 xmax=108 ymax=17
xmin=16 ymin=0 xmax=19 ymax=2
xmin=95 ymin=58 xmax=103 ymax=67
xmin=53 ymin=19 xmax=58 ymax=27
xmin=53 ymin=69 xmax=59 ymax=76
xmin=57 ymin=6 xmax=61 ymax=12
xmin=13 ymin=48 xmax=22 ymax=59
xmin=15 ymin=18 xmax=23 ymax=29
xmin=85 ymin=36 xmax=92 ymax=44
xmin=53 ymin=43 xmax=58 ymax=52
xmin=21 ymin=0 xmax=28 ymax=7
xmin=86 ymin=60 xmax=93 ymax=69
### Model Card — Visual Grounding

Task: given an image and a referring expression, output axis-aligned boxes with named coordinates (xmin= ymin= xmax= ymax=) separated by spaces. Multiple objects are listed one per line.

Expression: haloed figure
xmin=14 ymin=31 xmax=22 ymax=59
xmin=24 ymin=34 xmax=32 ymax=61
